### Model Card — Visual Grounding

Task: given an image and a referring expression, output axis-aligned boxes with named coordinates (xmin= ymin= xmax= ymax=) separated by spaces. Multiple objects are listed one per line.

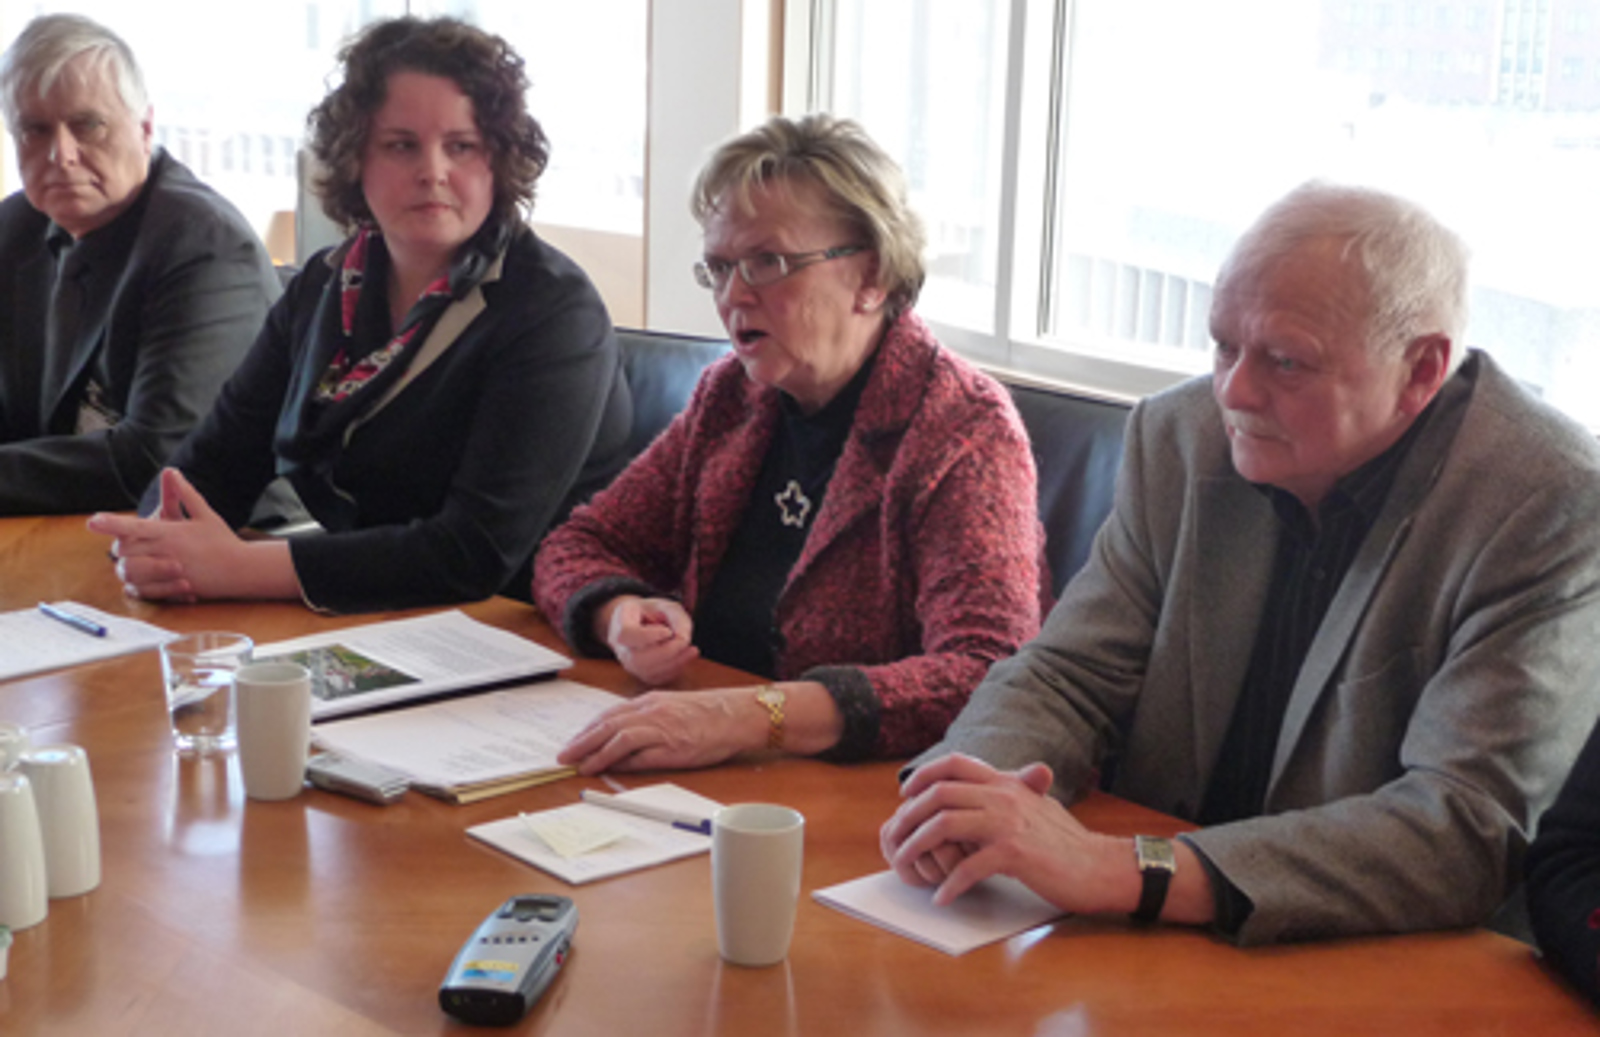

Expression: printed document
xmin=253 ymin=609 xmax=570 ymax=720
xmin=311 ymin=678 xmax=624 ymax=800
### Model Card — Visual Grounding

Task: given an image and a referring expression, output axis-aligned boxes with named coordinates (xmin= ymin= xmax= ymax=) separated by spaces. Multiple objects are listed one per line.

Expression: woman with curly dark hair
xmin=91 ymin=16 xmax=631 ymax=613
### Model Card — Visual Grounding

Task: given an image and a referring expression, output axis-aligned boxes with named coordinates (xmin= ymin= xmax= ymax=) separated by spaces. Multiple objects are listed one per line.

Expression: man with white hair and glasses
xmin=882 ymin=181 xmax=1600 ymax=945
xmin=0 ymin=13 xmax=277 ymax=514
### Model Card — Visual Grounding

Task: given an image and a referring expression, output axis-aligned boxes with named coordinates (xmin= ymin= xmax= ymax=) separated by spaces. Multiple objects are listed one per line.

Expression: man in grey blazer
xmin=0 ymin=14 xmax=278 ymax=515
xmin=882 ymin=182 xmax=1600 ymax=945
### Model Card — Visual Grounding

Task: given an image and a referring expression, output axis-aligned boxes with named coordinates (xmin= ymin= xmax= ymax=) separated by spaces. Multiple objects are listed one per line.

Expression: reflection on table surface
xmin=0 ymin=515 xmax=1595 ymax=1035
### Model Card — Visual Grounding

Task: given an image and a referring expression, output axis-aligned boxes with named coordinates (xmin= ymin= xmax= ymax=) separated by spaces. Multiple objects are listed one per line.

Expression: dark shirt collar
xmin=44 ymin=221 xmax=75 ymax=260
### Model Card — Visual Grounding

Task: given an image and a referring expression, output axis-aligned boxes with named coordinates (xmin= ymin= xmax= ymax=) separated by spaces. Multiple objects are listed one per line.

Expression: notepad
xmin=468 ymin=783 xmax=723 ymax=885
xmin=813 ymin=871 xmax=1064 ymax=955
xmin=0 ymin=602 xmax=176 ymax=681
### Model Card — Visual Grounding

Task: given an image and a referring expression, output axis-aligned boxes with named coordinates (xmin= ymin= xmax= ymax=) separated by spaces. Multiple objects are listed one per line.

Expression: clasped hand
xmin=879 ymin=753 xmax=1132 ymax=915
xmin=601 ymin=595 xmax=700 ymax=685
xmin=86 ymin=468 xmax=238 ymax=603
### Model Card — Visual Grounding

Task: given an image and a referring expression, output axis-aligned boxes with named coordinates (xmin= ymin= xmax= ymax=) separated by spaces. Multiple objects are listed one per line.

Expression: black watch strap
xmin=1132 ymin=835 xmax=1176 ymax=923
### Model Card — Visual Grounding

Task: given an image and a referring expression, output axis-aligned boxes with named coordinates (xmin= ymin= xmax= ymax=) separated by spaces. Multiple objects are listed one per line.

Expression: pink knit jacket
xmin=533 ymin=311 xmax=1047 ymax=760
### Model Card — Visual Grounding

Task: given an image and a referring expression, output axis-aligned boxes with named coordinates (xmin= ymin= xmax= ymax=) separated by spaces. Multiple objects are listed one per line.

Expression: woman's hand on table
xmin=879 ymin=752 xmax=1139 ymax=915
xmin=557 ymin=687 xmax=769 ymax=773
xmin=597 ymin=595 xmax=700 ymax=684
xmin=558 ymin=680 xmax=845 ymax=774
xmin=87 ymin=468 xmax=298 ymax=602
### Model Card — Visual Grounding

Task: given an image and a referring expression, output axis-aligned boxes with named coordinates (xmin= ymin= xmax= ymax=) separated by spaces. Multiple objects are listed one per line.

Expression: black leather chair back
xmin=611 ymin=327 xmax=1131 ymax=597
xmin=615 ymin=328 xmax=730 ymax=458
xmin=1005 ymin=383 xmax=1129 ymax=594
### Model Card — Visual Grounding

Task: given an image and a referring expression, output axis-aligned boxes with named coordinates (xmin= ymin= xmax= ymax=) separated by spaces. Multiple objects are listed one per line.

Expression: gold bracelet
xmin=755 ymin=684 xmax=786 ymax=750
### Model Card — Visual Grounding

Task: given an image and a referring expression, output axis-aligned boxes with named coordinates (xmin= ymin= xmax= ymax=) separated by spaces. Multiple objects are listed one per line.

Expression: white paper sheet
xmin=311 ymin=678 xmax=623 ymax=789
xmin=253 ymin=609 xmax=571 ymax=719
xmin=813 ymin=871 xmax=1064 ymax=955
xmin=0 ymin=601 xmax=177 ymax=681
xmin=468 ymin=783 xmax=723 ymax=885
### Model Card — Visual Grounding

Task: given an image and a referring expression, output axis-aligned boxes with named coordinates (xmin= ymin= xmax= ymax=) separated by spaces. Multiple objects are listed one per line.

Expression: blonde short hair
xmin=692 ymin=113 xmax=926 ymax=318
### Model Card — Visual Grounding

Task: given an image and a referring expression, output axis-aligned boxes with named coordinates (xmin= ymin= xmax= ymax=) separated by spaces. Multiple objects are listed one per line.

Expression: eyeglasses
xmin=692 ymin=245 xmax=866 ymax=291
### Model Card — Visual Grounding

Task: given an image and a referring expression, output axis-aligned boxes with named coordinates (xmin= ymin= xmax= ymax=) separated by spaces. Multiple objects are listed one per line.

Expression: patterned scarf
xmin=314 ymin=219 xmax=507 ymax=407
xmin=313 ymin=229 xmax=446 ymax=402
xmin=274 ymin=216 xmax=511 ymax=525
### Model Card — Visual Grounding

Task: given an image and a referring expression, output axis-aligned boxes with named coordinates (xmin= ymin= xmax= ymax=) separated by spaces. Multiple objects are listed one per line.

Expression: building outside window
xmin=804 ymin=0 xmax=1600 ymax=426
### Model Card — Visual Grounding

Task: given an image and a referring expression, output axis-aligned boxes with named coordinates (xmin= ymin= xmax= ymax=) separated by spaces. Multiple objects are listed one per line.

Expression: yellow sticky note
xmin=520 ymin=811 xmax=628 ymax=858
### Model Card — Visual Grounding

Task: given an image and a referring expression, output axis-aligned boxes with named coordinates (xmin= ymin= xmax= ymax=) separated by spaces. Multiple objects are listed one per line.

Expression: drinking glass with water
xmin=159 ymin=632 xmax=253 ymax=754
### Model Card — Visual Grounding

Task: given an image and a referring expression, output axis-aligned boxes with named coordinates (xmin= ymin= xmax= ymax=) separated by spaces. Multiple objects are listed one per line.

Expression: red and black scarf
xmin=273 ymin=217 xmax=510 ymax=525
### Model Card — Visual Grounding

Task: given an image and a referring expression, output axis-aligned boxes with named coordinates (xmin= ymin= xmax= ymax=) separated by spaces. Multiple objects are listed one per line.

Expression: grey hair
xmin=1218 ymin=180 xmax=1471 ymax=375
xmin=0 ymin=14 xmax=148 ymax=133
xmin=692 ymin=113 xmax=927 ymax=319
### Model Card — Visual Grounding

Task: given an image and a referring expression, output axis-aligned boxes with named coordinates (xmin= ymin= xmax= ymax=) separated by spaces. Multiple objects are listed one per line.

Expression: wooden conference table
xmin=0 ymin=515 xmax=1595 ymax=1036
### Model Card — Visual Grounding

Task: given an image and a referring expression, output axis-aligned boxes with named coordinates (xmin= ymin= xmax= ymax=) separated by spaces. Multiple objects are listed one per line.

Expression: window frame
xmin=788 ymin=0 xmax=1194 ymax=404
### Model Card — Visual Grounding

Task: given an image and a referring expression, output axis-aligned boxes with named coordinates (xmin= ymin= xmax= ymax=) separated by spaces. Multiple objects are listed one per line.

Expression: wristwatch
xmin=755 ymin=685 xmax=786 ymax=750
xmin=1131 ymin=835 xmax=1176 ymax=923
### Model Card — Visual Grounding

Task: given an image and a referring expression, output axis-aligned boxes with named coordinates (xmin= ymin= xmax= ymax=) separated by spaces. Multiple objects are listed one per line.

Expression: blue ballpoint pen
xmin=38 ymin=602 xmax=108 ymax=638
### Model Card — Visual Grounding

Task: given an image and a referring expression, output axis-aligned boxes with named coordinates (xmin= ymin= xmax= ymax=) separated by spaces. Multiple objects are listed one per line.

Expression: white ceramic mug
xmin=711 ymin=803 xmax=805 ymax=967
xmin=0 ymin=772 xmax=49 ymax=929
xmin=19 ymin=744 xmax=100 ymax=899
xmin=0 ymin=722 xmax=28 ymax=770
xmin=234 ymin=662 xmax=313 ymax=801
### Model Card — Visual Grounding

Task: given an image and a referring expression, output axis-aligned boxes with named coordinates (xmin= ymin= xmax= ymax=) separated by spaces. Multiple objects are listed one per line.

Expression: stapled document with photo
xmin=254 ymin=609 xmax=570 ymax=720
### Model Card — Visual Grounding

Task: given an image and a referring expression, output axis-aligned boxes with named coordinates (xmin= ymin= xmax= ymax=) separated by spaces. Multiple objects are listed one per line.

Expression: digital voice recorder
xmin=438 ymin=894 xmax=578 ymax=1026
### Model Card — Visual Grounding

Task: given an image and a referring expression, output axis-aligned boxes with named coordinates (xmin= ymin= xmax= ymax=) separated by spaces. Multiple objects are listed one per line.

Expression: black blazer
xmin=155 ymin=224 xmax=632 ymax=613
xmin=0 ymin=149 xmax=279 ymax=514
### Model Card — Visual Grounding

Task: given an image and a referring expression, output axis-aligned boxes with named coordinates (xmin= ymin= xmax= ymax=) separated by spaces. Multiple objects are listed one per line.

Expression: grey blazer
xmin=924 ymin=350 xmax=1600 ymax=944
xmin=0 ymin=149 xmax=279 ymax=514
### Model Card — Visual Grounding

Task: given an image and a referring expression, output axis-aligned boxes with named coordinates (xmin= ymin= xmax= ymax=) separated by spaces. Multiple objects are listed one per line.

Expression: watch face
xmin=1136 ymin=836 xmax=1176 ymax=871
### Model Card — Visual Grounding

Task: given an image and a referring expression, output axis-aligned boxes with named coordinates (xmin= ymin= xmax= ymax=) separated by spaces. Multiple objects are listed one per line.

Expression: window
xmin=0 ymin=0 xmax=392 ymax=252
xmin=0 ymin=1 xmax=646 ymax=279
xmin=803 ymin=0 xmax=1600 ymax=425
xmin=412 ymin=0 xmax=646 ymax=237
xmin=818 ymin=0 xmax=1011 ymax=334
